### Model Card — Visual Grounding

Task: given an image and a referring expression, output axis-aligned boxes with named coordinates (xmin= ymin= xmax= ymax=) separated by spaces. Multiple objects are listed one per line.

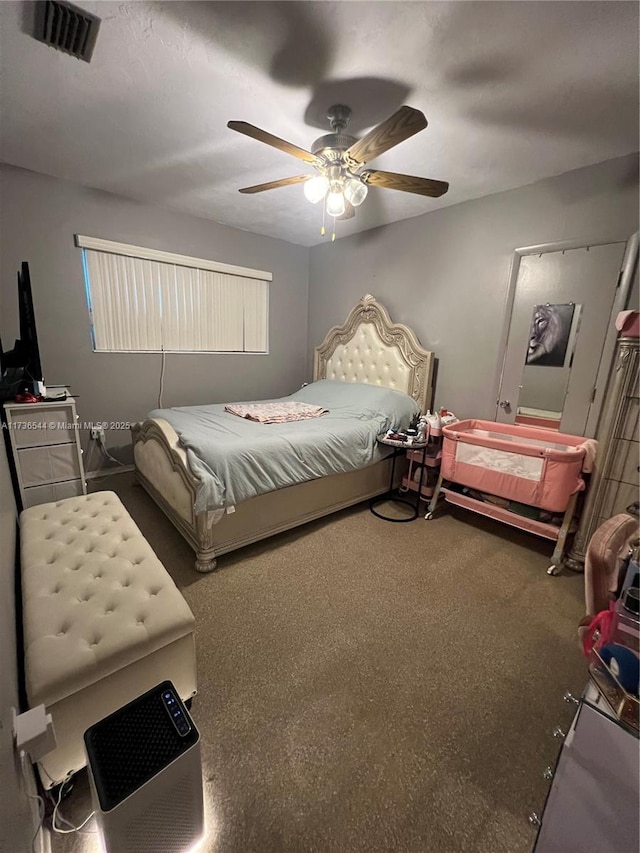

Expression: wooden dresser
xmin=568 ymin=315 xmax=639 ymax=568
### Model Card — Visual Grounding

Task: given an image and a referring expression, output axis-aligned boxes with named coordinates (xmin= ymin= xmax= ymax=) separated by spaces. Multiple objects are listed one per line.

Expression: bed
xmin=132 ymin=295 xmax=434 ymax=572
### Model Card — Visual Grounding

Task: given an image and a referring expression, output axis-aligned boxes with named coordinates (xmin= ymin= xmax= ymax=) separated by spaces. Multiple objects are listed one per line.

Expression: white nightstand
xmin=3 ymin=388 xmax=86 ymax=509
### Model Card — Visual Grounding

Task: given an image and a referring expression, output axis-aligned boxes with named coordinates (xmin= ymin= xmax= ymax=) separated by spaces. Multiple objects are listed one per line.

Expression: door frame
xmin=494 ymin=232 xmax=639 ymax=436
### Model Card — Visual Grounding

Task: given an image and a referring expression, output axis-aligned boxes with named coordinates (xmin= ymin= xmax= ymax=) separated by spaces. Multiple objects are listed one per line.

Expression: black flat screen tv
xmin=0 ymin=262 xmax=44 ymax=398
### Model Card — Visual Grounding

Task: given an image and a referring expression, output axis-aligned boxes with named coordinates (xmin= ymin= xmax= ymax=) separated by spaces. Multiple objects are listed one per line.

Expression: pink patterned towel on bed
xmin=224 ymin=401 xmax=329 ymax=424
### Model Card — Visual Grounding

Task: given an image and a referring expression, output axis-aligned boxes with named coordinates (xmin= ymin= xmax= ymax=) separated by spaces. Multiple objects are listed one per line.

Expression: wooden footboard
xmin=131 ymin=419 xmax=215 ymax=568
xmin=132 ymin=419 xmax=396 ymax=573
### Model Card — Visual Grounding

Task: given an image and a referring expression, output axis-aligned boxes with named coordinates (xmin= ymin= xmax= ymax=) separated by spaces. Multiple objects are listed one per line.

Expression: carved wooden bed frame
xmin=131 ymin=295 xmax=434 ymax=572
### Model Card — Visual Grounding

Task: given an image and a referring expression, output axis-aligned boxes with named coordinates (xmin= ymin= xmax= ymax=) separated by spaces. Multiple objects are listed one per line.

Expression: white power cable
xmin=158 ymin=346 xmax=166 ymax=408
xmin=50 ymin=780 xmax=95 ymax=835
xmin=97 ymin=432 xmax=128 ymax=468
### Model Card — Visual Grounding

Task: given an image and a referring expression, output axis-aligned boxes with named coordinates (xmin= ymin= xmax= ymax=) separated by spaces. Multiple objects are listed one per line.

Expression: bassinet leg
xmin=547 ymin=493 xmax=578 ymax=576
xmin=425 ymin=474 xmax=444 ymax=520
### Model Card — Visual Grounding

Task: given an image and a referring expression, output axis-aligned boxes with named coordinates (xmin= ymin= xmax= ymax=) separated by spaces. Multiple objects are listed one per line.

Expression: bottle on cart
xmin=427 ymin=410 xmax=442 ymax=430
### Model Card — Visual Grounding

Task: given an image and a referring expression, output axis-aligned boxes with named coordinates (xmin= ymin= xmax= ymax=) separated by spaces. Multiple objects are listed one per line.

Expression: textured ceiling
xmin=1 ymin=1 xmax=638 ymax=246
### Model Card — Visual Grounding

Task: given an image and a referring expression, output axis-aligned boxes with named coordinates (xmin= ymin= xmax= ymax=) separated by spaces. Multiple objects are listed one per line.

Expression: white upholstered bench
xmin=20 ymin=491 xmax=197 ymax=789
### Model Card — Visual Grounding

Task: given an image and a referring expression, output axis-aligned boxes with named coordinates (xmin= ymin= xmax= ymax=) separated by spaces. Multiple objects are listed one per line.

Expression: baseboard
xmin=85 ymin=465 xmax=135 ymax=481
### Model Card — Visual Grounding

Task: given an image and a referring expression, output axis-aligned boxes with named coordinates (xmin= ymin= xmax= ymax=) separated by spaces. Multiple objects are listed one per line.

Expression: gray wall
xmin=0 ymin=164 xmax=310 ymax=467
xmin=308 ymin=154 xmax=639 ymax=419
xmin=0 ymin=439 xmax=40 ymax=852
xmin=1 ymin=155 xmax=637 ymax=469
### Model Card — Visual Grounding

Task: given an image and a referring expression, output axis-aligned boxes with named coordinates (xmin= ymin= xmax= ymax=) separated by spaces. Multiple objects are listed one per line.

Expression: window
xmin=76 ymin=235 xmax=270 ymax=353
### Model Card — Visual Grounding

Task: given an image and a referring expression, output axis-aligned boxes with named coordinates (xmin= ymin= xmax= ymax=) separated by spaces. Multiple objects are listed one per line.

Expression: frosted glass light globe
xmin=326 ymin=190 xmax=346 ymax=217
xmin=344 ymin=177 xmax=368 ymax=207
xmin=303 ymin=175 xmax=329 ymax=204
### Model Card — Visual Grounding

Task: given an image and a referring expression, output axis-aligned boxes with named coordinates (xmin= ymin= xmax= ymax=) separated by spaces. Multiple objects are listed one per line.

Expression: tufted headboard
xmin=313 ymin=294 xmax=434 ymax=413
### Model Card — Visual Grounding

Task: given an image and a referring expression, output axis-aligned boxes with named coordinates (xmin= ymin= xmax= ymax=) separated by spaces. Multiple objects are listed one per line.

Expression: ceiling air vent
xmin=34 ymin=0 xmax=101 ymax=62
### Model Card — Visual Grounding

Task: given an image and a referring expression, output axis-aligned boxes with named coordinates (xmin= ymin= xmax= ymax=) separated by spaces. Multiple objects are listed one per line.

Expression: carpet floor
xmin=51 ymin=473 xmax=588 ymax=853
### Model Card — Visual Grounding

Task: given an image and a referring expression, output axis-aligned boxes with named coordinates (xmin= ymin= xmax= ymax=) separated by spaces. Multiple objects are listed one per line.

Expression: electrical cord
xmin=50 ymin=779 xmax=95 ymax=835
xmin=35 ymin=766 xmax=96 ymax=837
xmin=97 ymin=432 xmax=128 ymax=468
xmin=38 ymin=761 xmax=62 ymax=788
xmin=158 ymin=346 xmax=166 ymax=408
xmin=82 ymin=433 xmax=110 ymax=482
xmin=86 ymin=432 xmax=125 ymax=481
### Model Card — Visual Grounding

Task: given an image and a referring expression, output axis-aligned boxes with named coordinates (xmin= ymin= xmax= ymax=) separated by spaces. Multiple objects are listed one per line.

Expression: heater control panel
xmin=162 ymin=687 xmax=191 ymax=736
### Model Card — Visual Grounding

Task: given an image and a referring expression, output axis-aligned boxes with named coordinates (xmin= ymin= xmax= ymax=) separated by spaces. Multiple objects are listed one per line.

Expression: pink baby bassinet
xmin=440 ymin=419 xmax=587 ymax=512
xmin=429 ymin=420 xmax=592 ymax=574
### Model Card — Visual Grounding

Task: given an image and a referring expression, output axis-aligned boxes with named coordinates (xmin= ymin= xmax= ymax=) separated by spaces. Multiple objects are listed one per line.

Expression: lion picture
xmin=526 ymin=303 xmax=576 ymax=367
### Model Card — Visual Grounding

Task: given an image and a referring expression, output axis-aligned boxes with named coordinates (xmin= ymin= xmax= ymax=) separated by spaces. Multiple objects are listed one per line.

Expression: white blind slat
xmin=82 ymin=247 xmax=268 ymax=353
xmin=244 ymin=278 xmax=269 ymax=352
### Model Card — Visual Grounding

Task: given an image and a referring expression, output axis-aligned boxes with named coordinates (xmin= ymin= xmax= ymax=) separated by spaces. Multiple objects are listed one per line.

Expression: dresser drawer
xmin=8 ymin=404 xmax=78 ymax=447
xmin=22 ymin=479 xmax=85 ymax=508
xmin=608 ymin=438 xmax=640 ymax=487
xmin=17 ymin=443 xmax=82 ymax=487
xmin=616 ymin=396 xmax=640 ymax=442
xmin=600 ymin=479 xmax=639 ymax=519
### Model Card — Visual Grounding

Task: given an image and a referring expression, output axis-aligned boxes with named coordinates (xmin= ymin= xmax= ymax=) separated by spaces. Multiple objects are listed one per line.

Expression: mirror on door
xmin=496 ymin=240 xmax=630 ymax=436
xmin=516 ymin=302 xmax=583 ymax=428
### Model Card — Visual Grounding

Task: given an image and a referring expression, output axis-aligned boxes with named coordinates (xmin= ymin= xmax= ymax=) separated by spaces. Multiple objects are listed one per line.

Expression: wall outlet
xmin=90 ymin=426 xmax=105 ymax=441
xmin=13 ymin=705 xmax=57 ymax=761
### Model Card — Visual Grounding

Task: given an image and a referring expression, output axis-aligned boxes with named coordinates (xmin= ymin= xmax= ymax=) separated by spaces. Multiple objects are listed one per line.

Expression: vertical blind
xmin=78 ymin=237 xmax=270 ymax=353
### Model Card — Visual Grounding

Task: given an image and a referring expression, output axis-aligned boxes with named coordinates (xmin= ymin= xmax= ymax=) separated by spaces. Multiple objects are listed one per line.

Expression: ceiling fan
xmin=227 ymin=104 xmax=449 ymax=229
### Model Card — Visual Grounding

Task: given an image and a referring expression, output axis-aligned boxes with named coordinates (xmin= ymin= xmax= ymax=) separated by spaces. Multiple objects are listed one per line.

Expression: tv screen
xmin=0 ymin=262 xmax=44 ymax=395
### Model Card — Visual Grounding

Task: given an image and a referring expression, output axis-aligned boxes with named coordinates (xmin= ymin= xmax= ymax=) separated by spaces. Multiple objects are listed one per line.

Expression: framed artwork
xmin=526 ymin=303 xmax=576 ymax=367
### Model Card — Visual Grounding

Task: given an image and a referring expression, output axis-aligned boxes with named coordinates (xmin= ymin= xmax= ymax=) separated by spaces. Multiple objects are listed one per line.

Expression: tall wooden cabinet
xmin=3 ymin=390 xmax=86 ymax=510
xmin=567 ymin=322 xmax=639 ymax=568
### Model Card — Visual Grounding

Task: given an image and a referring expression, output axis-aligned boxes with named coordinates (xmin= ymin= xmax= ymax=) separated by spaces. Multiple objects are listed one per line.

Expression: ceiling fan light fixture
xmin=344 ymin=177 xmax=368 ymax=207
xmin=326 ymin=190 xmax=346 ymax=217
xmin=303 ymin=175 xmax=330 ymax=204
xmin=228 ymin=104 xmax=449 ymax=242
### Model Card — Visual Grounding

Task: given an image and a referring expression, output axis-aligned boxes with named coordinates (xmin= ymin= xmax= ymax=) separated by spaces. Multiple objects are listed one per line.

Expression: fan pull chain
xmin=320 ymin=203 xmax=326 ymax=237
xmin=331 ymin=216 xmax=336 ymax=242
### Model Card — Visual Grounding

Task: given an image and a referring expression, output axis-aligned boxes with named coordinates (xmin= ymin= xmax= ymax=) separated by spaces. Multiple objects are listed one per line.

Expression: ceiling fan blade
xmin=363 ymin=169 xmax=449 ymax=198
xmin=345 ymin=106 xmax=428 ymax=165
xmin=228 ymin=121 xmax=321 ymax=165
xmin=239 ymin=175 xmax=311 ymax=194
xmin=336 ymin=200 xmax=355 ymax=220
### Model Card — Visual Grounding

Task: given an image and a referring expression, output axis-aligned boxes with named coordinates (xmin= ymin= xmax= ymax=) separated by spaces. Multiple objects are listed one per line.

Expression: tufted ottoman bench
xmin=20 ymin=491 xmax=197 ymax=788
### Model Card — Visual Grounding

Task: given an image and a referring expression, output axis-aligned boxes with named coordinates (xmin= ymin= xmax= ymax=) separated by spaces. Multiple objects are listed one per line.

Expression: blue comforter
xmin=149 ymin=380 xmax=419 ymax=511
